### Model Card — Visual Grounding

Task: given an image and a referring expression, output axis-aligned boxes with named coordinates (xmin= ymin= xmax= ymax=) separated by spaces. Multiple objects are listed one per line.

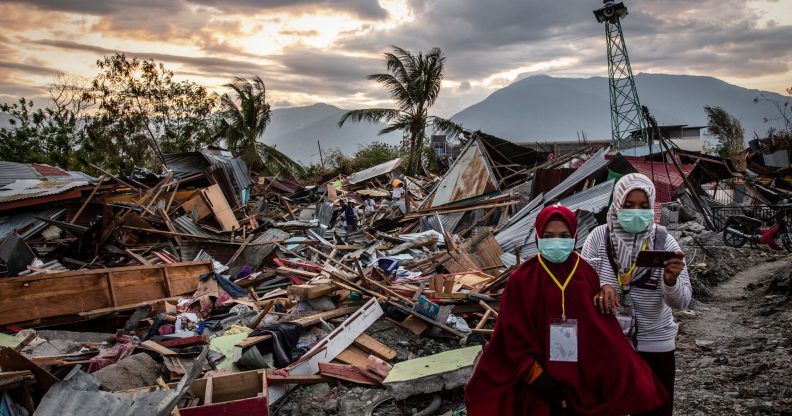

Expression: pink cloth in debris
xmin=87 ymin=335 xmax=138 ymax=373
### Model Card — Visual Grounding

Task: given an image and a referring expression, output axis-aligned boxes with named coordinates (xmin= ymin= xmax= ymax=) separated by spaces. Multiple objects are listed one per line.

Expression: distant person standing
xmin=390 ymin=179 xmax=404 ymax=201
xmin=343 ymin=200 xmax=358 ymax=232
xmin=364 ymin=197 xmax=376 ymax=213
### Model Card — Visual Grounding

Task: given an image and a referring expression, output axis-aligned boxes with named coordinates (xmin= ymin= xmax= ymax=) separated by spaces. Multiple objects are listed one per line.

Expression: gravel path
xmin=675 ymin=254 xmax=792 ymax=415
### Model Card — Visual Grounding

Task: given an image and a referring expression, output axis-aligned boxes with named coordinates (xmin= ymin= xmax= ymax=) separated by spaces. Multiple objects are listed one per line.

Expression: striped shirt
xmin=581 ymin=224 xmax=692 ymax=352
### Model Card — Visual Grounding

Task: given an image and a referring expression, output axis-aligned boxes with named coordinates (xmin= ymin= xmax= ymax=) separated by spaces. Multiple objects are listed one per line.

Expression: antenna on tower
xmin=594 ymin=0 xmax=647 ymax=150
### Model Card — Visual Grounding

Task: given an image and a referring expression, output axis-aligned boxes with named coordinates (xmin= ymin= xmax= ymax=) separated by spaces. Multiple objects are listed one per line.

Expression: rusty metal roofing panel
xmin=429 ymin=139 xmax=498 ymax=208
xmin=0 ymin=179 xmax=89 ymax=203
xmin=0 ymin=161 xmax=38 ymax=186
xmin=347 ymin=158 xmax=403 ymax=185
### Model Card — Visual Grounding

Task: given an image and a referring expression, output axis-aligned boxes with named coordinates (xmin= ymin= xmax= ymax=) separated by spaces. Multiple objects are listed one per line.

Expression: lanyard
xmin=616 ymin=240 xmax=648 ymax=287
xmin=538 ymin=253 xmax=580 ymax=321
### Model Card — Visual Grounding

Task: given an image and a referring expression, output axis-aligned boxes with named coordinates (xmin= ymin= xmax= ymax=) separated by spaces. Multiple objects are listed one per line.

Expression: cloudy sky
xmin=1 ymin=0 xmax=791 ymax=117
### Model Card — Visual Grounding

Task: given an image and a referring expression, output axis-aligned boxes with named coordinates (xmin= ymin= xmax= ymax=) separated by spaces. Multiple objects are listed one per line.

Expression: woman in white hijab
xmin=581 ymin=173 xmax=691 ymax=416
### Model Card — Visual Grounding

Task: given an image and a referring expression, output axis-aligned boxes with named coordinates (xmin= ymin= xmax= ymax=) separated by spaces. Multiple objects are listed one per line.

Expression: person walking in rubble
xmin=581 ymin=173 xmax=691 ymax=416
xmin=343 ymin=200 xmax=358 ymax=232
xmin=465 ymin=205 xmax=667 ymax=416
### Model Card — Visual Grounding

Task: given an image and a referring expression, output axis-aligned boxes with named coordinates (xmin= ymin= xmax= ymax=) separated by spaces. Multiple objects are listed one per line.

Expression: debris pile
xmin=0 ymin=130 xmax=789 ymax=414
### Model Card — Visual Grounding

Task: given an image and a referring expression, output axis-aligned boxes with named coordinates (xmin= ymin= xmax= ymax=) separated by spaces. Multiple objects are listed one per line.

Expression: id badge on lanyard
xmin=549 ymin=318 xmax=578 ymax=362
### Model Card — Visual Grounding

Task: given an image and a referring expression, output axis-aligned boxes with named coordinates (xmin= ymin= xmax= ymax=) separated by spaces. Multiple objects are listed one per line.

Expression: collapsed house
xmin=0 ymin=130 xmax=785 ymax=414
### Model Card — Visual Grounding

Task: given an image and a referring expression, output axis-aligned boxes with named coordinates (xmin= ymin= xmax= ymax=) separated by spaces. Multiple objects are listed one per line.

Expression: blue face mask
xmin=537 ymin=238 xmax=575 ymax=263
xmin=617 ymin=209 xmax=654 ymax=233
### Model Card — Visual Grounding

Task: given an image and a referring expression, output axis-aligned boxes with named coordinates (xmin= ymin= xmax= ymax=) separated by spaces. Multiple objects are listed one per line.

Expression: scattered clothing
xmin=198 ymin=272 xmax=247 ymax=298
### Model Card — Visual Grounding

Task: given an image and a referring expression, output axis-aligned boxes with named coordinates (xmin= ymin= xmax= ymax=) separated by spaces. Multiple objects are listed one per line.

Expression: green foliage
xmin=299 ymin=141 xmax=402 ymax=183
xmin=338 ymin=46 xmax=462 ymax=175
xmin=0 ymin=54 xmax=219 ymax=174
xmin=704 ymin=105 xmax=746 ymax=171
xmin=217 ymin=76 xmax=304 ymax=178
xmin=86 ymin=53 xmax=218 ymax=172
xmin=0 ymin=77 xmax=90 ymax=170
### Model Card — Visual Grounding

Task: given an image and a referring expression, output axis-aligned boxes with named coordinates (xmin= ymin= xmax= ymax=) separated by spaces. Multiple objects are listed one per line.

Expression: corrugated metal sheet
xmin=627 ymin=159 xmax=694 ymax=203
xmin=430 ymin=139 xmax=498 ymax=208
xmin=164 ymin=152 xmax=211 ymax=178
xmin=496 ymin=179 xmax=615 ymax=256
xmin=0 ymin=161 xmax=38 ymax=186
xmin=173 ymin=215 xmax=225 ymax=239
xmin=0 ymin=208 xmax=65 ymax=240
xmin=531 ymin=168 xmax=575 ymax=198
xmin=0 ymin=179 xmax=88 ymax=203
xmin=347 ymin=158 xmax=403 ymax=185
xmin=420 ymin=211 xmax=465 ymax=234
xmin=501 ymin=210 xmax=601 ymax=267
xmin=496 ymin=148 xmax=612 ymax=249
xmin=544 ymin=147 xmax=609 ymax=203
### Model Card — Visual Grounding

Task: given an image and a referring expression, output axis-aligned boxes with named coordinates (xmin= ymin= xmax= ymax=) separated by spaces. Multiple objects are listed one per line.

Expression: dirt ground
xmin=675 ymin=254 xmax=792 ymax=415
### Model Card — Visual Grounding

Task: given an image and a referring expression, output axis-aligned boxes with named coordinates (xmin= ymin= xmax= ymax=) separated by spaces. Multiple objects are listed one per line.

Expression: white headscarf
xmin=606 ymin=173 xmax=657 ymax=276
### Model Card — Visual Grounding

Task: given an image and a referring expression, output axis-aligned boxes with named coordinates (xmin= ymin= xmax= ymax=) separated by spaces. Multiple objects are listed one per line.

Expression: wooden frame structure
xmin=0 ymin=261 xmax=213 ymax=326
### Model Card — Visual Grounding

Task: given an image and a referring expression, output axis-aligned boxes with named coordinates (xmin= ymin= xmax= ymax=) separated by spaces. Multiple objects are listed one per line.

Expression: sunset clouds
xmin=1 ymin=0 xmax=790 ymax=115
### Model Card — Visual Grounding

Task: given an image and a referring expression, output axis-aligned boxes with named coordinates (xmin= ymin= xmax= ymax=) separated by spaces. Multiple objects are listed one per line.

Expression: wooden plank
xmin=286 ymin=283 xmax=333 ymax=299
xmin=353 ymin=334 xmax=397 ymax=362
xmin=319 ymin=362 xmax=381 ymax=385
xmin=202 ymin=184 xmax=240 ymax=231
xmin=141 ymin=340 xmax=178 ymax=356
xmin=204 ymin=377 xmax=213 ymax=405
xmin=266 ymin=374 xmax=332 ymax=385
xmin=276 ymin=267 xmax=320 ymax=278
xmin=0 ymin=262 xmax=212 ymax=326
xmin=159 ymin=335 xmax=210 ymax=348
xmin=400 ymin=316 xmax=428 ymax=336
xmin=0 ymin=347 xmax=59 ymax=402
xmin=70 ymin=175 xmax=106 ymax=224
xmin=236 ymin=334 xmax=272 ymax=349
xmin=335 ymin=345 xmax=371 ymax=368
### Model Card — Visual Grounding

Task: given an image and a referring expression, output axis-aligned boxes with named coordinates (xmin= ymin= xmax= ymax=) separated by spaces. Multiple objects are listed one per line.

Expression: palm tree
xmin=338 ymin=46 xmax=462 ymax=175
xmin=217 ymin=76 xmax=304 ymax=177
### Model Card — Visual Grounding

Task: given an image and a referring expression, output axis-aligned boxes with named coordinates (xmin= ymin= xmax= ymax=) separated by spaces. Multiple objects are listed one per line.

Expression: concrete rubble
xmin=1 ymin=131 xmax=791 ymax=415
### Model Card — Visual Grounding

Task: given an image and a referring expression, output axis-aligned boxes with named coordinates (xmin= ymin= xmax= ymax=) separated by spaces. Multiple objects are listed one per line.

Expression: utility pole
xmin=317 ymin=140 xmax=325 ymax=169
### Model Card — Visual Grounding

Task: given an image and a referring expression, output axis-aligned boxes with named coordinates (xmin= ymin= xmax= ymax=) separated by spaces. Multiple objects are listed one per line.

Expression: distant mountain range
xmin=450 ymin=73 xmax=789 ymax=142
xmin=263 ymin=103 xmax=401 ymax=165
xmin=3 ymin=74 xmax=788 ymax=164
xmin=267 ymin=74 xmax=789 ymax=162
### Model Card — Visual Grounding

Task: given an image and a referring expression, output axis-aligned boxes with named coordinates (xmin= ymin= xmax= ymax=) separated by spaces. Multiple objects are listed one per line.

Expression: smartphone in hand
xmin=635 ymin=250 xmax=682 ymax=268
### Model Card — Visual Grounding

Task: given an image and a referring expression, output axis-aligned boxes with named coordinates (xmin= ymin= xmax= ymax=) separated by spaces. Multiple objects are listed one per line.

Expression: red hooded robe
xmin=465 ymin=205 xmax=668 ymax=416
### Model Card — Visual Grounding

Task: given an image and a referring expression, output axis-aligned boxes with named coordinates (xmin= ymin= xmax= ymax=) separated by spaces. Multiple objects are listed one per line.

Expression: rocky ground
xmin=675 ymin=252 xmax=792 ymax=415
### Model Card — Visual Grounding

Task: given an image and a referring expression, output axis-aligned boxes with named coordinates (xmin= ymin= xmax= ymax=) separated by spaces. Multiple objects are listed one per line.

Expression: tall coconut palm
xmin=217 ymin=76 xmax=304 ymax=177
xmin=338 ymin=46 xmax=462 ymax=175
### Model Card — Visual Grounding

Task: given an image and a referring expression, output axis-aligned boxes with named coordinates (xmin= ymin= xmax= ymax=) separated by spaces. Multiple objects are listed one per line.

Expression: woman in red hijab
xmin=465 ymin=205 xmax=667 ymax=415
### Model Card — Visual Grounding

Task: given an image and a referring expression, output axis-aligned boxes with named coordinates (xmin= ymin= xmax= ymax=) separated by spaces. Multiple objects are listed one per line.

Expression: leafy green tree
xmin=216 ymin=76 xmax=304 ymax=178
xmin=338 ymin=46 xmax=461 ymax=175
xmin=0 ymin=76 xmax=91 ymax=170
xmin=350 ymin=141 xmax=401 ymax=171
xmin=86 ymin=53 xmax=218 ymax=172
xmin=704 ymin=105 xmax=746 ymax=171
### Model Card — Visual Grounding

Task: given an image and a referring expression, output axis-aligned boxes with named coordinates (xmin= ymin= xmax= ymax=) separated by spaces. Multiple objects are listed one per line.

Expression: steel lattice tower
xmin=594 ymin=1 xmax=647 ymax=150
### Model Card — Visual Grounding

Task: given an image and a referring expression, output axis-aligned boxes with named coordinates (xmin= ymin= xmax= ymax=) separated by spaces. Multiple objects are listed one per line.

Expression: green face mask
xmin=617 ymin=209 xmax=654 ymax=233
xmin=537 ymin=238 xmax=575 ymax=263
